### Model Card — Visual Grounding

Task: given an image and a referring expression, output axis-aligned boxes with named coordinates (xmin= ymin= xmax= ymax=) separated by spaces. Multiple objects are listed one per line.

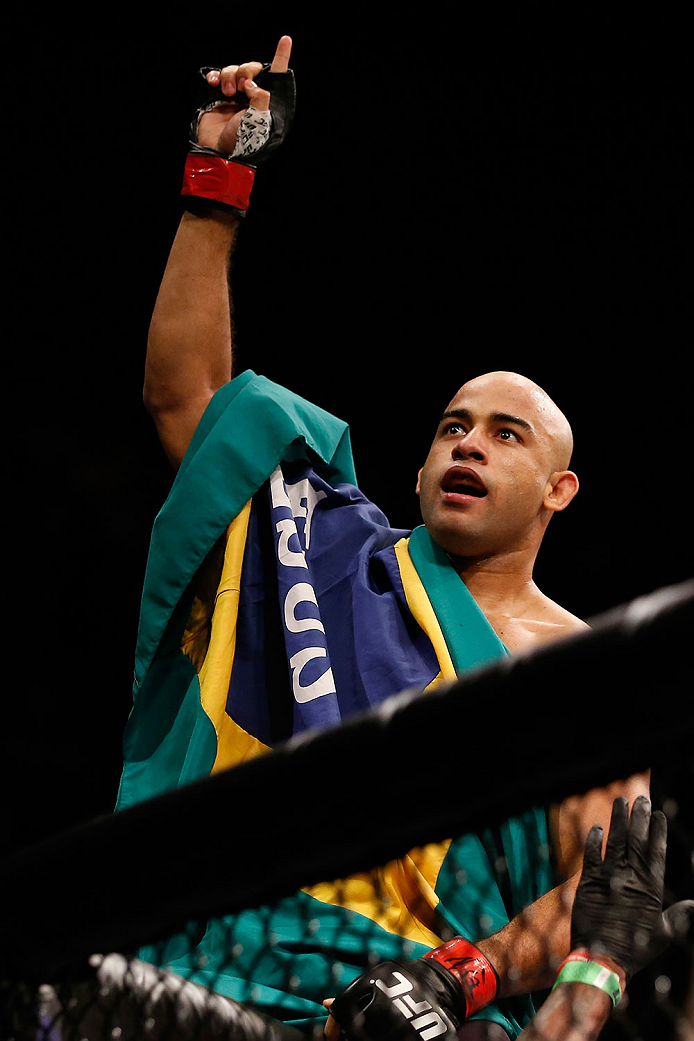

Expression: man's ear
xmin=544 ymin=470 xmax=579 ymax=513
xmin=415 ymin=467 xmax=423 ymax=496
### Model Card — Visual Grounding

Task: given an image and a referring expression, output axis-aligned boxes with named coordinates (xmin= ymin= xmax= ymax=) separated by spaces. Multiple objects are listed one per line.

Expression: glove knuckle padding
xmin=330 ymin=961 xmax=460 ymax=1040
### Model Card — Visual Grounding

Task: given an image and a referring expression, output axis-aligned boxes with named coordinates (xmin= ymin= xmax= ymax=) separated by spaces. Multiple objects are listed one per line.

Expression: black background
xmin=4 ymin=5 xmax=691 ymax=860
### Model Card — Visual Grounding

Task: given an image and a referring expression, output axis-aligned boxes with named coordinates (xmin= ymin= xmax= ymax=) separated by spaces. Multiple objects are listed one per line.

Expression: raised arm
xmin=143 ymin=205 xmax=239 ymax=469
xmin=143 ymin=36 xmax=293 ymax=469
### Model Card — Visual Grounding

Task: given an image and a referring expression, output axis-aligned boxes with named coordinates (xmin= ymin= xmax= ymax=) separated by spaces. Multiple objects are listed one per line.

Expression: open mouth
xmin=441 ymin=467 xmax=488 ymax=498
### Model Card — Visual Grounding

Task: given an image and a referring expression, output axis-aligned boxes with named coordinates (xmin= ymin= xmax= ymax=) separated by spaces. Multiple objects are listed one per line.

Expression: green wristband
xmin=552 ymin=960 xmax=623 ymax=1008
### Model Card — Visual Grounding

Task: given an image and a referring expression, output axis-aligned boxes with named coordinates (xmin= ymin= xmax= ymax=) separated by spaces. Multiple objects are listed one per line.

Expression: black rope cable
xmin=1 ymin=580 xmax=691 ymax=982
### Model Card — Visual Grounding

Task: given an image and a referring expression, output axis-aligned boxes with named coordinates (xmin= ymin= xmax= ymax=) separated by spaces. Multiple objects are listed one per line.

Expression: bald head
xmin=418 ymin=370 xmax=579 ymax=560
xmin=449 ymin=371 xmax=574 ymax=472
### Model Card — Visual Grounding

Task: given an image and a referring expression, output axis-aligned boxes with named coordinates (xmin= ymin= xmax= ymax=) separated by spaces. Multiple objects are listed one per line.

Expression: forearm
xmin=518 ymin=982 xmax=612 ymax=1041
xmin=144 ymin=204 xmax=239 ymax=466
xmin=477 ymin=875 xmax=579 ymax=996
xmin=490 ymin=775 xmax=648 ymax=995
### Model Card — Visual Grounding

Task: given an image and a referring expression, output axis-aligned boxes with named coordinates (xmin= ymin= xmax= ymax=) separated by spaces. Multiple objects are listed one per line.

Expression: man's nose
xmin=452 ymin=429 xmax=488 ymax=464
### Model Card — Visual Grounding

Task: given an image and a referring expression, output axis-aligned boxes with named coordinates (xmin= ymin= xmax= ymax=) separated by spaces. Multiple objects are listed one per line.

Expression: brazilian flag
xmin=117 ymin=371 xmax=553 ymax=1037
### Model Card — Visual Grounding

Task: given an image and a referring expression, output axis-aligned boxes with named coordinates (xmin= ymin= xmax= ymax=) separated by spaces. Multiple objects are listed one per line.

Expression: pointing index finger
xmin=270 ymin=35 xmax=292 ymax=73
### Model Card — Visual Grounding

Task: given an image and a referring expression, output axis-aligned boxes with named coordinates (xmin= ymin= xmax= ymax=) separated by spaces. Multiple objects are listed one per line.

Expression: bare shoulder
xmin=533 ymin=590 xmax=590 ymax=630
xmin=485 ymin=588 xmax=589 ymax=654
xmin=525 ymin=588 xmax=590 ymax=645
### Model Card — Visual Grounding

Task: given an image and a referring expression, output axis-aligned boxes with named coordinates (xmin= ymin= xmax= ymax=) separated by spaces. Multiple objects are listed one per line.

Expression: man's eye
xmin=498 ymin=428 xmax=521 ymax=442
xmin=444 ymin=422 xmax=465 ymax=435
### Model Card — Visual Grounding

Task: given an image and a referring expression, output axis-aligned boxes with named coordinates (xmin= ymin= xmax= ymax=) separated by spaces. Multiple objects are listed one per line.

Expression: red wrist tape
xmin=181 ymin=153 xmax=255 ymax=212
xmin=424 ymin=937 xmax=499 ymax=1017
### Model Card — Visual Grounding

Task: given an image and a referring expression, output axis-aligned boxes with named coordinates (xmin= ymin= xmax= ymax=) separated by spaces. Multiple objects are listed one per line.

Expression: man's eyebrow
xmin=437 ymin=408 xmax=534 ymax=433
xmin=438 ymin=408 xmax=473 ymax=426
xmin=491 ymin=411 xmax=534 ymax=433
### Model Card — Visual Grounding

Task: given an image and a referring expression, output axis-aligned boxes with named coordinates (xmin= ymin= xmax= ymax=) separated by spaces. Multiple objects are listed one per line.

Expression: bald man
xmin=124 ymin=38 xmax=649 ymax=1040
xmin=416 ymin=371 xmax=585 ymax=653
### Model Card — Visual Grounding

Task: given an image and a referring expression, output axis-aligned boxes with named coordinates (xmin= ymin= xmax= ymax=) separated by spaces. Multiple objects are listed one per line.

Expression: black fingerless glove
xmin=181 ymin=63 xmax=296 ymax=216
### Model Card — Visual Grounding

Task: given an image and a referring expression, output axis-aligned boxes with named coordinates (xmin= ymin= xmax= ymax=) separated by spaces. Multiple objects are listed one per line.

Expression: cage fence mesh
xmin=2 ymin=763 xmax=691 ymax=1041
xmin=2 ymin=583 xmax=692 ymax=1041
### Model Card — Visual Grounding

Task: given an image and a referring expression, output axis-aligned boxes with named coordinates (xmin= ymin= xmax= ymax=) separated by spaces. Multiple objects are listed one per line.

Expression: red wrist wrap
xmin=181 ymin=153 xmax=255 ymax=211
xmin=424 ymin=937 xmax=499 ymax=1017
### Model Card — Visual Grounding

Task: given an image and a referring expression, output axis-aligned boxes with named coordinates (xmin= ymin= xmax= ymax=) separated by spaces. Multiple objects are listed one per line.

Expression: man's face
xmin=416 ymin=372 xmax=574 ymax=560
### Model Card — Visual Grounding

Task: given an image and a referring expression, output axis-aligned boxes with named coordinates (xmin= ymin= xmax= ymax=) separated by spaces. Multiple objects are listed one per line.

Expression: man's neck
xmin=448 ymin=548 xmax=539 ymax=615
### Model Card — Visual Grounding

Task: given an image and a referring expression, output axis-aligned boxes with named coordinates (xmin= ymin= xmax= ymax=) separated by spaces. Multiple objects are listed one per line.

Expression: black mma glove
xmin=330 ymin=938 xmax=500 ymax=1040
xmin=181 ymin=57 xmax=296 ymax=216
xmin=570 ymin=795 xmax=693 ymax=983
